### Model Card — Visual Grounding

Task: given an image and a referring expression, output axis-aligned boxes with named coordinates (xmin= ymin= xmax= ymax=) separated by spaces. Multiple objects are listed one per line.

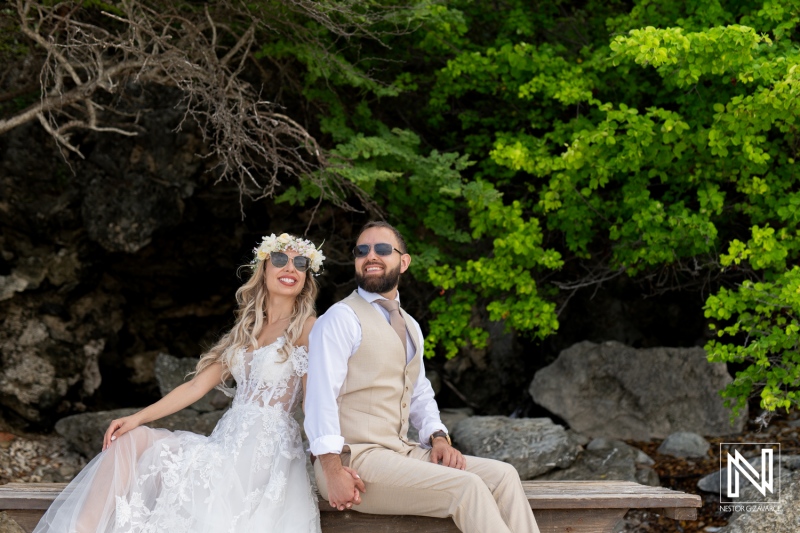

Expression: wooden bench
xmin=0 ymin=480 xmax=701 ymax=533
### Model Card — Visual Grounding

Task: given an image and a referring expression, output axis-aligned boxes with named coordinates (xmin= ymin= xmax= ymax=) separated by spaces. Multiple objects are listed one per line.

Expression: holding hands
xmin=320 ymin=455 xmax=366 ymax=511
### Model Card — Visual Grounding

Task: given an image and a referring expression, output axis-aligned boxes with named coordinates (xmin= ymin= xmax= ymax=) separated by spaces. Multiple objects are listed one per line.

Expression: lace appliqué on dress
xmin=107 ymin=340 xmax=318 ymax=533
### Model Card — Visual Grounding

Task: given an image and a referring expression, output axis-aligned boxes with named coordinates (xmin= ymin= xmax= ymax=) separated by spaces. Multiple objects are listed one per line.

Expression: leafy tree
xmin=286 ymin=0 xmax=800 ymax=415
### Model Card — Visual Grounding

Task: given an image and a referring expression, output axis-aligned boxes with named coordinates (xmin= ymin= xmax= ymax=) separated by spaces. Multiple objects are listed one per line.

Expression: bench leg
xmin=534 ymin=508 xmax=628 ymax=533
xmin=321 ymin=511 xmax=459 ymax=532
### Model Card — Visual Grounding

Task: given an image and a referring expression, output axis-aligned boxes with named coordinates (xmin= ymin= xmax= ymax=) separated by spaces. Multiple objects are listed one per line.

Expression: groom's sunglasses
xmin=353 ymin=243 xmax=404 ymax=258
xmin=270 ymin=252 xmax=311 ymax=272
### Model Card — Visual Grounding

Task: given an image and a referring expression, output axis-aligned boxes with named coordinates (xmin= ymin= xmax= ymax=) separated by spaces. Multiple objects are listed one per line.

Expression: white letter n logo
xmin=727 ymin=449 xmax=774 ymax=497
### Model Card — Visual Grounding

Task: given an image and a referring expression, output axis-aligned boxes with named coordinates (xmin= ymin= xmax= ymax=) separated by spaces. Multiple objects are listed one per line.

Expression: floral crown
xmin=252 ymin=233 xmax=325 ymax=273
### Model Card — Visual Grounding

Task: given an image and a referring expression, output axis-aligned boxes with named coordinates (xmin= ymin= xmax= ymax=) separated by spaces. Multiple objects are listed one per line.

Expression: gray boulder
xmin=407 ymin=408 xmax=473 ymax=444
xmin=530 ymin=341 xmax=746 ymax=440
xmin=155 ymin=353 xmax=231 ymax=412
xmin=451 ymin=416 xmax=580 ymax=479
xmin=440 ymin=408 xmax=473 ymax=433
xmin=657 ymin=431 xmax=710 ymax=458
xmin=55 ymin=407 xmax=225 ymax=458
xmin=538 ymin=437 xmax=660 ymax=487
xmin=720 ymin=473 xmax=800 ymax=532
xmin=698 ymin=454 xmax=800 ymax=494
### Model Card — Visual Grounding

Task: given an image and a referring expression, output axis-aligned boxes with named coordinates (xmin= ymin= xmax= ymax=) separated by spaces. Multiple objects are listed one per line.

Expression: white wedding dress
xmin=33 ymin=338 xmax=321 ymax=533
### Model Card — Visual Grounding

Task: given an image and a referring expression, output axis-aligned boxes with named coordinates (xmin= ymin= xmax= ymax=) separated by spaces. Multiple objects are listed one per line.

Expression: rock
xmin=587 ymin=437 xmax=655 ymax=466
xmin=55 ymin=407 xmax=225 ymax=458
xmin=697 ymin=454 xmax=800 ymax=494
xmin=657 ymin=431 xmax=710 ymax=458
xmin=154 ymin=353 xmax=230 ymax=412
xmin=440 ymin=408 xmax=473 ymax=433
xmin=79 ymin=88 xmax=203 ymax=254
xmin=426 ymin=369 xmax=441 ymax=395
xmin=530 ymin=341 xmax=747 ymax=440
xmin=0 ymin=511 xmax=26 ymax=533
xmin=539 ymin=437 xmax=660 ymax=487
xmin=720 ymin=473 xmax=800 ymax=533
xmin=443 ymin=320 xmax=529 ymax=415
xmin=407 ymin=408 xmax=474 ymax=444
xmin=451 ymin=416 xmax=580 ymax=479
xmin=0 ymin=278 xmax=124 ymax=424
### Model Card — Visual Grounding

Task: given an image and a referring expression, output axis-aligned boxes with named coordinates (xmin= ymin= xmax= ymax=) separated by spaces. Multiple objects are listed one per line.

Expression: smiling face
xmin=354 ymin=227 xmax=411 ymax=297
xmin=264 ymin=248 xmax=308 ymax=298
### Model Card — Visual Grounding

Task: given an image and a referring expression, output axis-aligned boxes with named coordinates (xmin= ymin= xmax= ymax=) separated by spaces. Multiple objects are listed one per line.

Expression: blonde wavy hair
xmin=194 ymin=246 xmax=319 ymax=385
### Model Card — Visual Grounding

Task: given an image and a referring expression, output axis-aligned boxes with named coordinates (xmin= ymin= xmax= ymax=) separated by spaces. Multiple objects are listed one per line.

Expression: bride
xmin=34 ymin=233 xmax=346 ymax=533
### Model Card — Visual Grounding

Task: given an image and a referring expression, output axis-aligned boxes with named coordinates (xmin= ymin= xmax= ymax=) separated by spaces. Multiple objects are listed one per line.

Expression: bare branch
xmin=3 ymin=0 xmax=416 ymax=210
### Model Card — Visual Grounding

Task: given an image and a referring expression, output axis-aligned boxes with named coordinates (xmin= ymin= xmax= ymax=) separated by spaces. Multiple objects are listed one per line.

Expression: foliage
xmin=279 ymin=0 xmax=800 ymax=415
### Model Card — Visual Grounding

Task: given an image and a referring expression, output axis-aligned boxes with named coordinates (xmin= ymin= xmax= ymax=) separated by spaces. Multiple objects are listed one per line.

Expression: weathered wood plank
xmin=522 ymin=481 xmax=702 ymax=509
xmin=0 ymin=480 xmax=702 ymax=533
xmin=655 ymin=507 xmax=698 ymax=520
xmin=319 ymin=508 xmax=628 ymax=533
xmin=320 ymin=512 xmax=458 ymax=533
xmin=535 ymin=509 xmax=627 ymax=533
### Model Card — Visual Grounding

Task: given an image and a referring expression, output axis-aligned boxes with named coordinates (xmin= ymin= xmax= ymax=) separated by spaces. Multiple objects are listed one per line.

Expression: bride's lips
xmin=278 ymin=275 xmax=298 ymax=286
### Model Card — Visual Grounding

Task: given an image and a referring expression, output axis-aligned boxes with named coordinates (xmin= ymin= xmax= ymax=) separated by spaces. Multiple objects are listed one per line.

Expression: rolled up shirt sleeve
xmin=406 ymin=316 xmax=447 ymax=448
xmin=304 ymin=303 xmax=359 ymax=456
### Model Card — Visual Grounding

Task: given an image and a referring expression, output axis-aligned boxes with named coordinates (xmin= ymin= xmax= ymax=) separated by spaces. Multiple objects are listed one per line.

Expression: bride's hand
xmin=341 ymin=466 xmax=364 ymax=505
xmin=102 ymin=415 xmax=141 ymax=451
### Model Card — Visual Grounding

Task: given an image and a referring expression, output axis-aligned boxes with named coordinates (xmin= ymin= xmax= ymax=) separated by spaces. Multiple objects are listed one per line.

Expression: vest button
xmin=402 ymin=403 xmax=407 ymax=408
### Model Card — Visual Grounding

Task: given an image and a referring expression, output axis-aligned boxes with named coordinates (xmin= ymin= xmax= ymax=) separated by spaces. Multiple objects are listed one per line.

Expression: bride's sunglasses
xmin=269 ymin=252 xmax=311 ymax=272
xmin=353 ymin=243 xmax=403 ymax=258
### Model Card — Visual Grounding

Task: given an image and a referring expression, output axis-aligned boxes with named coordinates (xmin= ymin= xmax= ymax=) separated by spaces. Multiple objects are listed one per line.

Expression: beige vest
xmin=338 ymin=291 xmax=422 ymax=462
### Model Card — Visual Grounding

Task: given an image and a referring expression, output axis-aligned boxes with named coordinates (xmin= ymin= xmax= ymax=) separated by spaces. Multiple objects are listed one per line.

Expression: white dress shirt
xmin=305 ymin=287 xmax=447 ymax=456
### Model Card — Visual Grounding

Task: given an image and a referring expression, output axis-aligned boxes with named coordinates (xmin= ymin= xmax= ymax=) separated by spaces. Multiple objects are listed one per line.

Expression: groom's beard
xmin=356 ymin=262 xmax=402 ymax=294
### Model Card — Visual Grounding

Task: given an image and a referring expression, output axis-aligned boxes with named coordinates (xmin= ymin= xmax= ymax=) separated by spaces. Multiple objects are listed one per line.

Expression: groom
xmin=305 ymin=221 xmax=540 ymax=533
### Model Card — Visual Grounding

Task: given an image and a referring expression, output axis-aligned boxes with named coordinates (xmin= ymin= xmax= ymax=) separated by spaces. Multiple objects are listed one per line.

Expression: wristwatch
xmin=429 ymin=430 xmax=451 ymax=446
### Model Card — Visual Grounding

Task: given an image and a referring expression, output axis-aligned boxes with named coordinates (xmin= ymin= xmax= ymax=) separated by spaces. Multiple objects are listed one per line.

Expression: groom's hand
xmin=430 ymin=438 xmax=466 ymax=470
xmin=320 ymin=454 xmax=366 ymax=511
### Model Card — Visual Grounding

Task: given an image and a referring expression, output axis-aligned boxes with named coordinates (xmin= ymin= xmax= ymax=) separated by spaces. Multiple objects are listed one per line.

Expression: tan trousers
xmin=314 ymin=446 xmax=540 ymax=533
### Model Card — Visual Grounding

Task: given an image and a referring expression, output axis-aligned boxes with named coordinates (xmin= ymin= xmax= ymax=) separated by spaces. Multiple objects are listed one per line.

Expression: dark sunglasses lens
xmin=353 ymin=244 xmax=370 ymax=258
xmin=270 ymin=252 xmax=289 ymax=268
xmin=293 ymin=256 xmax=310 ymax=272
xmin=374 ymin=243 xmax=394 ymax=256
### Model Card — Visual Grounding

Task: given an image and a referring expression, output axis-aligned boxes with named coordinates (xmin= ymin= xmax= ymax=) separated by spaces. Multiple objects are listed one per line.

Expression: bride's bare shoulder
xmin=298 ymin=316 xmax=317 ymax=348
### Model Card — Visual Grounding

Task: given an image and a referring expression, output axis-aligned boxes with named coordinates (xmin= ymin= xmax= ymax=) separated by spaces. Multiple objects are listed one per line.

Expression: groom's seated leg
xmin=317 ymin=447 xmax=537 ymax=533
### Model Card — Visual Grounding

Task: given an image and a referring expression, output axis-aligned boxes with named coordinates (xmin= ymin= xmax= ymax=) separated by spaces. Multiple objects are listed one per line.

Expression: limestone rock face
xmin=530 ymin=341 xmax=747 ymax=440
xmin=451 ymin=416 xmax=580 ymax=480
xmin=0 ymin=280 xmax=124 ymax=424
xmin=0 ymin=96 xmax=243 ymax=428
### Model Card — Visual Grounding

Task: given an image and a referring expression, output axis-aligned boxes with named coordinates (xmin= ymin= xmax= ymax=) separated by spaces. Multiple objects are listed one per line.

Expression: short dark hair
xmin=357 ymin=221 xmax=408 ymax=253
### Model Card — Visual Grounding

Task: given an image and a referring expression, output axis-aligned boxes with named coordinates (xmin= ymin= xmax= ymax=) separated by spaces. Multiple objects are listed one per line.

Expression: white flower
xmin=277 ymin=233 xmax=292 ymax=244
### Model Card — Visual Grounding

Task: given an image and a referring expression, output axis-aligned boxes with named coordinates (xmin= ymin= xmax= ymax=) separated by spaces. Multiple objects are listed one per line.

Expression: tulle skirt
xmin=33 ymin=411 xmax=320 ymax=533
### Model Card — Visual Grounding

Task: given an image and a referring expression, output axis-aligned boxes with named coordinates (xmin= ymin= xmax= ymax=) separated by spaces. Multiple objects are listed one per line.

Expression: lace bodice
xmin=35 ymin=336 xmax=320 ymax=533
xmin=228 ymin=337 xmax=308 ymax=414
